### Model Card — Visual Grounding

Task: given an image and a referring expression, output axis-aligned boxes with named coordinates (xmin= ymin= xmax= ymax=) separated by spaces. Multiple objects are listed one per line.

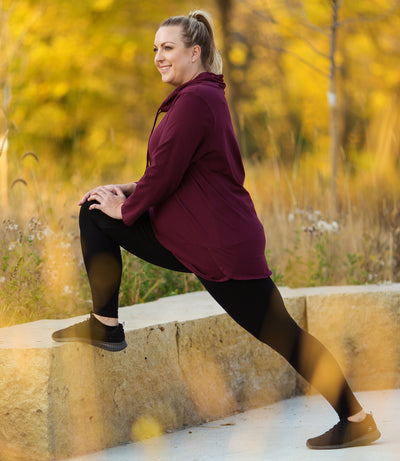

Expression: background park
xmin=1 ymin=0 xmax=400 ymax=326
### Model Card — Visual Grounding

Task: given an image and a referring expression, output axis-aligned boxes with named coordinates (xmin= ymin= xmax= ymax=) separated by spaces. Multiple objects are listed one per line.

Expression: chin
xmin=161 ymin=74 xmax=172 ymax=84
xmin=163 ymin=77 xmax=180 ymax=87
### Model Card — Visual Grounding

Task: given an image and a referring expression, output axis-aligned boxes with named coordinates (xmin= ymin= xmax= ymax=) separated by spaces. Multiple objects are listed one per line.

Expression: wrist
xmin=118 ymin=202 xmax=124 ymax=219
xmin=128 ymin=182 xmax=137 ymax=195
xmin=121 ymin=183 xmax=136 ymax=196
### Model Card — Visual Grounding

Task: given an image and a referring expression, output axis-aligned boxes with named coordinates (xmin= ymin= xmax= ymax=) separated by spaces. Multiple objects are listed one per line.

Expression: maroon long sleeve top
xmin=121 ymin=72 xmax=271 ymax=282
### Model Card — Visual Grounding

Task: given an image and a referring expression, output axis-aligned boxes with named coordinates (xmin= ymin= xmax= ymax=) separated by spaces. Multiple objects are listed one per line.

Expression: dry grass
xmin=2 ymin=154 xmax=398 ymax=327
xmin=1 ymin=101 xmax=399 ymax=326
xmin=245 ymin=154 xmax=400 ymax=287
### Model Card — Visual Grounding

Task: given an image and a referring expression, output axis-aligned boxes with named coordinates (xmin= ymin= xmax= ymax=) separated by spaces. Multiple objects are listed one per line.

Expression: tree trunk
xmin=328 ymin=0 xmax=340 ymax=217
xmin=215 ymin=0 xmax=244 ymax=153
xmin=0 ymin=131 xmax=8 ymax=213
xmin=1 ymin=11 xmax=9 ymax=213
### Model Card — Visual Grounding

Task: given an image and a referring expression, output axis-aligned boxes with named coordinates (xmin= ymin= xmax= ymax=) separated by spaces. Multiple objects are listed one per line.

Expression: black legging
xmin=79 ymin=201 xmax=362 ymax=419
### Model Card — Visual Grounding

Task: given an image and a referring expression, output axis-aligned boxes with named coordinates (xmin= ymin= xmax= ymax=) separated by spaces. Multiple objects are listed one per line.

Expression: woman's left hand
xmin=87 ymin=186 xmax=127 ymax=219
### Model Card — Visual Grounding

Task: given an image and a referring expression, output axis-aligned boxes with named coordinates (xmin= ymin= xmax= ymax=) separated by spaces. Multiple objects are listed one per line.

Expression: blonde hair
xmin=160 ymin=10 xmax=223 ymax=74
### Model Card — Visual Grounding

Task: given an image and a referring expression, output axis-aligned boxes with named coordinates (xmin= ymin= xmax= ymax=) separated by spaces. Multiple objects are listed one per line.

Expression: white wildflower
xmin=331 ymin=221 xmax=339 ymax=232
xmin=6 ymin=223 xmax=19 ymax=231
xmin=316 ymin=220 xmax=331 ymax=232
xmin=28 ymin=218 xmax=40 ymax=231
xmin=316 ymin=220 xmax=340 ymax=233
xmin=0 ymin=276 xmax=5 ymax=283
xmin=8 ymin=243 xmax=16 ymax=251
xmin=288 ymin=213 xmax=295 ymax=222
xmin=63 ymin=285 xmax=73 ymax=295
xmin=36 ymin=227 xmax=54 ymax=240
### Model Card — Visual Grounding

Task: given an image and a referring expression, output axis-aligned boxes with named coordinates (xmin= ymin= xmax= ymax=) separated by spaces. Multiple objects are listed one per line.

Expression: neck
xmin=178 ymin=67 xmax=207 ymax=87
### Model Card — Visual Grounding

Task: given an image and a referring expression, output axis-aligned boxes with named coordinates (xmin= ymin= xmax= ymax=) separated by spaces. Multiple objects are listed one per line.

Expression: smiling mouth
xmin=159 ymin=66 xmax=171 ymax=73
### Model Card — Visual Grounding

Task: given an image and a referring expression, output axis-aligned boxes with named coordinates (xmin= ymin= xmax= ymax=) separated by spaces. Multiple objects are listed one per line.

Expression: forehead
xmin=154 ymin=25 xmax=184 ymax=46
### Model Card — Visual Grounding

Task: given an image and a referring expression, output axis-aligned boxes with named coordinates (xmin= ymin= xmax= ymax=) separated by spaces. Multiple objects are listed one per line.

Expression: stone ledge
xmin=0 ymin=285 xmax=399 ymax=460
xmin=302 ymin=284 xmax=400 ymax=391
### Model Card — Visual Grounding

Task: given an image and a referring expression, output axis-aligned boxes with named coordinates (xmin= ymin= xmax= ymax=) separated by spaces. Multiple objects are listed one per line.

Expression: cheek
xmin=175 ymin=54 xmax=190 ymax=71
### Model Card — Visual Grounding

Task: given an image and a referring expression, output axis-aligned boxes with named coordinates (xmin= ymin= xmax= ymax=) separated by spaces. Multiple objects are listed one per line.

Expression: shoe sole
xmin=306 ymin=429 xmax=381 ymax=450
xmin=52 ymin=336 xmax=127 ymax=352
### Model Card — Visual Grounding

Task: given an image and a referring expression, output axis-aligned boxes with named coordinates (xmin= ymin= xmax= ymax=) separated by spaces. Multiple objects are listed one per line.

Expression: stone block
xmin=1 ymin=284 xmax=397 ymax=460
xmin=0 ymin=290 xmax=305 ymax=461
xmin=303 ymin=284 xmax=400 ymax=391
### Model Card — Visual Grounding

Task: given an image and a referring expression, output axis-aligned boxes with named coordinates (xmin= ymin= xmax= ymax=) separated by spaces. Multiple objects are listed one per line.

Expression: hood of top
xmin=158 ymin=72 xmax=225 ymax=112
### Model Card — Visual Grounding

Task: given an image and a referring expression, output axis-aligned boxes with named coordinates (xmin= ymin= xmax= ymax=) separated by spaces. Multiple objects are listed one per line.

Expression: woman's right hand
xmin=78 ymin=183 xmax=136 ymax=206
xmin=79 ymin=185 xmax=115 ymax=206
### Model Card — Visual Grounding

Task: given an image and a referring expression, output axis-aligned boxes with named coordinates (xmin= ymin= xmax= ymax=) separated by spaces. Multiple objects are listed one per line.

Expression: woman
xmin=52 ymin=10 xmax=381 ymax=450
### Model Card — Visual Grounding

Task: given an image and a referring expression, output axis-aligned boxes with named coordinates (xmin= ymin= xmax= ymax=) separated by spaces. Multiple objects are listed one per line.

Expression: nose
xmin=154 ymin=48 xmax=164 ymax=64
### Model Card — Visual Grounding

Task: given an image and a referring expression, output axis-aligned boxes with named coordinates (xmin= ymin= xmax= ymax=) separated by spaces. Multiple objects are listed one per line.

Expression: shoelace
xmin=322 ymin=419 xmax=348 ymax=437
xmin=65 ymin=318 xmax=91 ymax=329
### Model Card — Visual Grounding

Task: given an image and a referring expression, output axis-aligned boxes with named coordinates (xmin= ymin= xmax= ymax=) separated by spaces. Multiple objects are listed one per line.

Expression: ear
xmin=191 ymin=44 xmax=202 ymax=63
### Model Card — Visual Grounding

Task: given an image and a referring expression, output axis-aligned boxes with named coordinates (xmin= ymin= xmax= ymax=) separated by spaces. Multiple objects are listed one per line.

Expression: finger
xmin=88 ymin=202 xmax=101 ymax=211
xmin=78 ymin=192 xmax=91 ymax=205
xmin=89 ymin=190 xmax=105 ymax=201
xmin=79 ymin=186 xmax=102 ymax=205
xmin=114 ymin=186 xmax=125 ymax=197
xmin=98 ymin=186 xmax=110 ymax=195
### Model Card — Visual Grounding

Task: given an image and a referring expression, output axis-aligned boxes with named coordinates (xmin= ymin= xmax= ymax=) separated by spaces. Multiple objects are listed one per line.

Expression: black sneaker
xmin=52 ymin=313 xmax=127 ymax=352
xmin=306 ymin=414 xmax=381 ymax=449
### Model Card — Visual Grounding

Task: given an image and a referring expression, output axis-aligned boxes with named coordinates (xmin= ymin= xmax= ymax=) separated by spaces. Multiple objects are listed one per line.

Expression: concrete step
xmin=0 ymin=284 xmax=399 ymax=460
xmin=66 ymin=389 xmax=399 ymax=461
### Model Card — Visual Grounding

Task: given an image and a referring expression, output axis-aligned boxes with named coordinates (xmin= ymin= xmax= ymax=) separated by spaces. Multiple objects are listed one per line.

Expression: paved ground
xmin=66 ymin=389 xmax=398 ymax=461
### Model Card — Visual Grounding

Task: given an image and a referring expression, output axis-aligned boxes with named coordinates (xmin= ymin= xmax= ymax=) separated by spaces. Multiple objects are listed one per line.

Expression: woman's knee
xmin=79 ymin=201 xmax=92 ymax=227
xmin=78 ymin=200 xmax=105 ymax=233
xmin=79 ymin=200 xmax=105 ymax=226
xmin=79 ymin=200 xmax=91 ymax=214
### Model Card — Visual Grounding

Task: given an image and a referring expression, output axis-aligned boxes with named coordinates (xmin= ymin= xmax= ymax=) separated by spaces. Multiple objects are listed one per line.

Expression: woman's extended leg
xmin=198 ymin=276 xmax=361 ymax=418
xmin=198 ymin=276 xmax=380 ymax=448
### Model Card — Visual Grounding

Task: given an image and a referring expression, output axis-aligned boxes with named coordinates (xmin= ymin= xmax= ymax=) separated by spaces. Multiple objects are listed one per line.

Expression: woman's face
xmin=154 ymin=25 xmax=203 ymax=87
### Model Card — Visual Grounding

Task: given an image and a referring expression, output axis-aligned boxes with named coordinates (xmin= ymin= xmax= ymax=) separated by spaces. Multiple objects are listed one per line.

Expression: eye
xmin=153 ymin=47 xmax=158 ymax=53
xmin=165 ymin=46 xmax=172 ymax=51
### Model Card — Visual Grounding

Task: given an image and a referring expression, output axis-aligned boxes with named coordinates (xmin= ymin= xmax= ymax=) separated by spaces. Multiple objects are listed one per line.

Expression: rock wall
xmin=0 ymin=285 xmax=398 ymax=460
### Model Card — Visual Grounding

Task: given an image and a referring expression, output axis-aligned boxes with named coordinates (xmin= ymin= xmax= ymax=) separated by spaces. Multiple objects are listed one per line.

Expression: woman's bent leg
xmin=198 ymin=276 xmax=362 ymax=420
xmin=52 ymin=204 xmax=189 ymax=351
xmin=79 ymin=203 xmax=122 ymax=318
xmin=79 ymin=201 xmax=190 ymax=318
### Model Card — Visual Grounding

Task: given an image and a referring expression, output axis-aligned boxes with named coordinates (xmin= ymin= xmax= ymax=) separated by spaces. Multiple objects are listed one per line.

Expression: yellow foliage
xmin=121 ymin=42 xmax=138 ymax=63
xmin=303 ymin=0 xmax=331 ymax=25
xmin=229 ymin=42 xmax=248 ymax=67
xmin=91 ymin=0 xmax=114 ymax=11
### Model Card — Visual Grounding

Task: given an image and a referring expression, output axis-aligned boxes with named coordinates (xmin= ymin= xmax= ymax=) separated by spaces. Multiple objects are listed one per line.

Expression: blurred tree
xmin=1 ymin=0 xmax=399 ymax=207
xmin=224 ymin=0 xmax=400 ymax=210
xmin=2 ymin=0 xmax=216 ymax=186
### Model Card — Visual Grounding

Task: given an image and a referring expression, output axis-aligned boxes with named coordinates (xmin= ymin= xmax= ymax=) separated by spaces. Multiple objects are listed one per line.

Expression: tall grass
xmin=1 ymin=151 xmax=398 ymax=327
xmin=1 ymin=100 xmax=399 ymax=326
xmin=246 ymin=156 xmax=400 ymax=288
xmin=0 ymin=212 xmax=202 ymax=327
